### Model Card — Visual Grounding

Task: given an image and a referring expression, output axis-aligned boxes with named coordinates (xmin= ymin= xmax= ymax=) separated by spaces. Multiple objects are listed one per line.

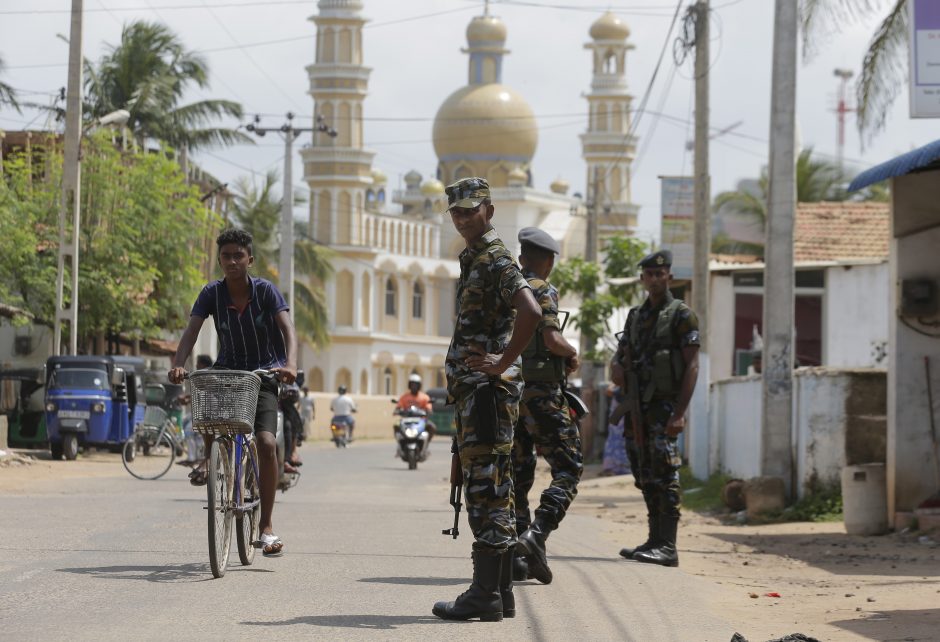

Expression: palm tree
xmin=229 ymin=171 xmax=334 ymax=348
xmin=712 ymin=148 xmax=861 ymax=255
xmin=84 ymin=21 xmax=250 ymax=150
xmin=801 ymin=0 xmax=908 ymax=142
xmin=0 ymin=54 xmax=20 ymax=113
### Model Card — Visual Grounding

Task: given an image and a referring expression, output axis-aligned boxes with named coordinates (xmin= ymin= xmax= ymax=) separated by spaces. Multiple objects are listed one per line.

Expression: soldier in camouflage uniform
xmin=511 ymin=227 xmax=582 ymax=586
xmin=610 ymin=250 xmax=700 ymax=568
xmin=432 ymin=177 xmax=541 ymax=623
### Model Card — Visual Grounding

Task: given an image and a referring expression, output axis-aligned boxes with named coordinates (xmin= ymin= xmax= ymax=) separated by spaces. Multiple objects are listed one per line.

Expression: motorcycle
xmin=330 ymin=415 xmax=351 ymax=448
xmin=276 ymin=409 xmax=300 ymax=492
xmin=394 ymin=405 xmax=430 ymax=470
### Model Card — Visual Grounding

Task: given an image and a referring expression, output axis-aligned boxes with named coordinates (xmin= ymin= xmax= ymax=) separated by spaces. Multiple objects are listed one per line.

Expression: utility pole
xmin=833 ymin=68 xmax=854 ymax=175
xmin=762 ymin=0 xmax=798 ymax=496
xmin=246 ymin=112 xmax=336 ymax=322
xmin=580 ymin=167 xmax=600 ymax=459
xmin=690 ymin=0 xmax=711 ymax=479
xmin=53 ymin=0 xmax=83 ymax=356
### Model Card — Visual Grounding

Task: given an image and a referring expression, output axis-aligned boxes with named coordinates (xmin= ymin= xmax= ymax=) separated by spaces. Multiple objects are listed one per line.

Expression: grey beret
xmin=518 ymin=227 xmax=561 ymax=255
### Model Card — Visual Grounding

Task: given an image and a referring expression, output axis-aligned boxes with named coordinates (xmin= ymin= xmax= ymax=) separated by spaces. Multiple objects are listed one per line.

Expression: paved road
xmin=1 ymin=440 xmax=736 ymax=641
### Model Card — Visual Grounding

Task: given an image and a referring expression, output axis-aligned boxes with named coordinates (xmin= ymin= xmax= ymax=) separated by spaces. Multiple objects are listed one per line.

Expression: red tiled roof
xmin=793 ymin=201 xmax=889 ymax=263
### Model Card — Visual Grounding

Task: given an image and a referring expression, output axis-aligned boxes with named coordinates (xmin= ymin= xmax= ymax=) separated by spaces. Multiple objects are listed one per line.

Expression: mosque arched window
xmin=378 ymin=189 xmax=386 ymax=203
xmin=383 ymin=367 xmax=393 ymax=396
xmin=603 ymin=50 xmax=616 ymax=74
xmin=385 ymin=277 xmax=397 ymax=316
xmin=412 ymin=281 xmax=424 ymax=319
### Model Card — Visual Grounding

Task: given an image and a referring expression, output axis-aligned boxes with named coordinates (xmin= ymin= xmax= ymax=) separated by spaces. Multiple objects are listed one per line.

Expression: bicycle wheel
xmin=122 ymin=427 xmax=175 ymax=480
xmin=236 ymin=438 xmax=260 ymax=566
xmin=207 ymin=439 xmax=233 ymax=578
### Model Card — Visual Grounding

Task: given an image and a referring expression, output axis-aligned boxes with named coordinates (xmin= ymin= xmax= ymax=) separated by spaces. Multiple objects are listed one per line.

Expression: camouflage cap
xmin=445 ymin=177 xmax=490 ymax=211
xmin=638 ymin=249 xmax=673 ymax=269
xmin=518 ymin=227 xmax=560 ymax=255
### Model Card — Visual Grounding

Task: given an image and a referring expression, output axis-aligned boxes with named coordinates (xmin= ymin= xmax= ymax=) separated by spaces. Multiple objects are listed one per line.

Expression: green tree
xmin=551 ymin=235 xmax=647 ymax=362
xmin=0 ymin=131 xmax=212 ymax=349
xmin=227 ymin=172 xmax=334 ymax=348
xmin=0 ymin=54 xmax=20 ymax=113
xmin=801 ymin=0 xmax=908 ymax=142
xmin=84 ymin=21 xmax=250 ymax=150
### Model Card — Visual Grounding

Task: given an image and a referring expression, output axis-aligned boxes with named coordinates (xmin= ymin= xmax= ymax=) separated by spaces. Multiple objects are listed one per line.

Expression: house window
xmin=383 ymin=367 xmax=392 ymax=396
xmin=385 ymin=278 xmax=397 ymax=315
xmin=412 ymin=282 xmax=423 ymax=319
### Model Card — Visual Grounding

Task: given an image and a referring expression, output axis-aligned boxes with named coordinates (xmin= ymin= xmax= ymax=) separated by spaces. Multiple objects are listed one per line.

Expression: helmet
xmin=408 ymin=374 xmax=422 ymax=384
xmin=338 ymin=385 xmax=347 ymax=394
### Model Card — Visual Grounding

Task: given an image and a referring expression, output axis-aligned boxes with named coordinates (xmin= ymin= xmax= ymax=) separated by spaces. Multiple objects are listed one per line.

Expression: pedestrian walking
xmin=610 ymin=250 xmax=700 ymax=567
xmin=432 ymin=177 xmax=541 ymax=622
xmin=510 ymin=227 xmax=583 ymax=585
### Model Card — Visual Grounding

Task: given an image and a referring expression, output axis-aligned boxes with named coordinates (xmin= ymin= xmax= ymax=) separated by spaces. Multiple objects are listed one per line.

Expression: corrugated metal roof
xmin=848 ymin=139 xmax=940 ymax=191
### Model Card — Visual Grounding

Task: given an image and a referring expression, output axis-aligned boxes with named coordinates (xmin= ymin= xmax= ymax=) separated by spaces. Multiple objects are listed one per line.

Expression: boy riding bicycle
xmin=168 ymin=228 xmax=297 ymax=558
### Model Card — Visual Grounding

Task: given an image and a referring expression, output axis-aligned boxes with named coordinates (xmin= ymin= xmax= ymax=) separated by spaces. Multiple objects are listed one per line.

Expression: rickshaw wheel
xmin=63 ymin=434 xmax=79 ymax=461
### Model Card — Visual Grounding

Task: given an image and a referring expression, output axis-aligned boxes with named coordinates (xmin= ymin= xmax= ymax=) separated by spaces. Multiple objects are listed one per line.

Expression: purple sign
xmin=911 ymin=0 xmax=940 ymax=117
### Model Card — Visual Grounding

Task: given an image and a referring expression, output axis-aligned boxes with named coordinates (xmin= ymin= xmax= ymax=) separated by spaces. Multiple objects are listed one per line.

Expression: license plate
xmin=58 ymin=409 xmax=90 ymax=419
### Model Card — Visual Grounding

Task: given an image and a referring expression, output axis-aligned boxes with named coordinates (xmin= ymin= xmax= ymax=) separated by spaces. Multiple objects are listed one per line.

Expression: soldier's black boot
xmin=619 ymin=514 xmax=659 ymax=559
xmin=633 ymin=515 xmax=679 ymax=568
xmin=517 ymin=516 xmax=553 ymax=585
xmin=500 ymin=547 xmax=515 ymax=618
xmin=512 ymin=552 xmax=529 ymax=581
xmin=432 ymin=551 xmax=504 ymax=621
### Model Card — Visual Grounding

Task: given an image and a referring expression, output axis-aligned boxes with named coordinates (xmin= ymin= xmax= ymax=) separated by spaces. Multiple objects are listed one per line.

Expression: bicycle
xmin=121 ymin=406 xmax=186 ymax=480
xmin=188 ymin=368 xmax=265 ymax=579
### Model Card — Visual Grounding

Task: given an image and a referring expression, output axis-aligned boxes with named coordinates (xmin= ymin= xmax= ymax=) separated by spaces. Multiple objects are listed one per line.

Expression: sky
xmin=1 ymin=0 xmax=937 ymax=246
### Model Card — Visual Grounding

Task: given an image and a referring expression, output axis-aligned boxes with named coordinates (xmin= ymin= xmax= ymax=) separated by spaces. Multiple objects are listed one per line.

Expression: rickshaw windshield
xmin=49 ymin=368 xmax=109 ymax=391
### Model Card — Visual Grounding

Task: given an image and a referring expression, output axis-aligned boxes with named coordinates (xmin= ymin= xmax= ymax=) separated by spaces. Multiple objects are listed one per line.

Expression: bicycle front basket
xmin=188 ymin=369 xmax=261 ymax=435
xmin=142 ymin=405 xmax=168 ymax=428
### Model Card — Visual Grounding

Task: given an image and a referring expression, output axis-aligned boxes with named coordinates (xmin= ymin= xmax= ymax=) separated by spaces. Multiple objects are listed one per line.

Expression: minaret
xmin=303 ymin=0 xmax=374 ymax=247
xmin=580 ymin=12 xmax=639 ymax=236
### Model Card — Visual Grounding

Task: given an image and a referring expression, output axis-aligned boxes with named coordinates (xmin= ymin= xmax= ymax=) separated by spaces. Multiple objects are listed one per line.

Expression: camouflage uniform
xmin=621 ymin=291 xmax=699 ymax=519
xmin=512 ymin=270 xmax=583 ymax=534
xmin=446 ymin=227 xmax=530 ymax=554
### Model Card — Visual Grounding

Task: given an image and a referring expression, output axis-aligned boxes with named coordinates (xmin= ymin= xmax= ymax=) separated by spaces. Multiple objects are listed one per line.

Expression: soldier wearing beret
xmin=510 ymin=227 xmax=583 ymax=586
xmin=433 ymin=177 xmax=541 ymax=622
xmin=609 ymin=249 xmax=700 ymax=567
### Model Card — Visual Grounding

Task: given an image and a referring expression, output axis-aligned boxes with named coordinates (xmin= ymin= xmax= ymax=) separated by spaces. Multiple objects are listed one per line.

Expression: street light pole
xmin=53 ymin=0 xmax=84 ymax=356
xmin=246 ymin=113 xmax=336 ymax=322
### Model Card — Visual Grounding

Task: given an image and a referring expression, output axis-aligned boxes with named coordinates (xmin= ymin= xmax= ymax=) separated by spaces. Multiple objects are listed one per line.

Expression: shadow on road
xmin=358 ymin=576 xmax=467 ymax=586
xmin=56 ymin=562 xmax=228 ymax=583
xmin=830 ymin=608 xmax=940 ymax=640
xmin=241 ymin=614 xmax=444 ymax=630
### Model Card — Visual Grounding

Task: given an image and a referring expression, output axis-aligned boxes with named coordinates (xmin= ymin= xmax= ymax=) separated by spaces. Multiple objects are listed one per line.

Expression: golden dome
xmin=404 ymin=169 xmax=422 ymax=187
xmin=371 ymin=168 xmax=387 ymax=185
xmin=550 ymin=176 xmax=570 ymax=194
xmin=507 ymin=166 xmax=527 ymax=185
xmin=420 ymin=177 xmax=445 ymax=196
xmin=467 ymin=15 xmax=507 ymax=44
xmin=590 ymin=12 xmax=630 ymax=41
xmin=433 ymin=84 xmax=537 ymax=163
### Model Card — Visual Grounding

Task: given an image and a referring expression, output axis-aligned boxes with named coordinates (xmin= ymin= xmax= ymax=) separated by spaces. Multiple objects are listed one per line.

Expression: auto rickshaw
xmin=44 ymin=356 xmax=146 ymax=460
xmin=1 ymin=368 xmax=47 ymax=448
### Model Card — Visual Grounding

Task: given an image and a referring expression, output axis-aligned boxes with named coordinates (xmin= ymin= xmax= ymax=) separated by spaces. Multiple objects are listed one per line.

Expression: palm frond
xmin=800 ymin=0 xmax=886 ymax=60
xmin=856 ymin=0 xmax=909 ymax=144
xmin=0 ymin=55 xmax=20 ymax=113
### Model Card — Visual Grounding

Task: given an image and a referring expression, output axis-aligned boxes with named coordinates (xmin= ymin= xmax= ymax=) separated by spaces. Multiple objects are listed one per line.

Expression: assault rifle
xmin=442 ymin=449 xmax=462 ymax=538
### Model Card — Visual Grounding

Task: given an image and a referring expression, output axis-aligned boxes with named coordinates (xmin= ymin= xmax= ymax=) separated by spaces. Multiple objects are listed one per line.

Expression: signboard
xmin=659 ymin=176 xmax=694 ymax=279
xmin=910 ymin=0 xmax=940 ymax=118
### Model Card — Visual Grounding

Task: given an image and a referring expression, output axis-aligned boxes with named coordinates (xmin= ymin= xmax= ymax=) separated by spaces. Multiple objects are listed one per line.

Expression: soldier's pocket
xmin=472 ymin=382 xmax=499 ymax=443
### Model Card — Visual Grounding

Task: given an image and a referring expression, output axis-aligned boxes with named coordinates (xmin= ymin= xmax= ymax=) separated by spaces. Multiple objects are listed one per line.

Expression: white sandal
xmin=255 ymin=532 xmax=284 ymax=557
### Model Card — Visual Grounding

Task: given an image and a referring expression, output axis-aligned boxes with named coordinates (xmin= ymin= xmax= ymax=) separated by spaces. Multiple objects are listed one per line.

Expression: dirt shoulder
xmin=565 ymin=466 xmax=940 ymax=642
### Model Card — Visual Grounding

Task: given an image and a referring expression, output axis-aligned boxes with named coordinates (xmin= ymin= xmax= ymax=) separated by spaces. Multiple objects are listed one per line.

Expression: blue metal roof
xmin=848 ymin=139 xmax=940 ymax=191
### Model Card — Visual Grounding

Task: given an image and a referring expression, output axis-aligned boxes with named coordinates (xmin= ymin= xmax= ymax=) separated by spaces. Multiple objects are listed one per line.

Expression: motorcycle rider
xmin=279 ymin=383 xmax=303 ymax=473
xmin=330 ymin=385 xmax=357 ymax=442
xmin=396 ymin=373 xmax=436 ymax=442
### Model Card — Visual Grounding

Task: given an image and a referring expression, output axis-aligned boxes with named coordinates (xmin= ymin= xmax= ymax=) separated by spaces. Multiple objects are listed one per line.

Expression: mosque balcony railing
xmin=300 ymin=146 xmax=375 ymax=165
xmin=359 ymin=210 xmax=439 ymax=258
xmin=307 ymin=63 xmax=372 ymax=82
xmin=590 ymin=75 xmax=628 ymax=91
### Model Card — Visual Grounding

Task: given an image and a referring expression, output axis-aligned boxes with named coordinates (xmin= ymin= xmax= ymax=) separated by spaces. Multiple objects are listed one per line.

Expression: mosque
xmin=298 ymin=0 xmax=637 ymax=394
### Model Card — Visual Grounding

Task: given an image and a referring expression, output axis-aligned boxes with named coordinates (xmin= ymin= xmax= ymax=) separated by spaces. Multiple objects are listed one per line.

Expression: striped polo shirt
xmin=191 ymin=276 xmax=290 ymax=370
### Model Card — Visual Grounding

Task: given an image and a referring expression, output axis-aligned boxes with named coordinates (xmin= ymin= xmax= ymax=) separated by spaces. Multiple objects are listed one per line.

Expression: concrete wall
xmin=709 ymin=369 xmax=886 ymax=498
xmin=0 ymin=322 xmax=53 ymax=370
xmin=887 ymin=180 xmax=940 ymax=514
xmin=824 ymin=263 xmax=889 ymax=368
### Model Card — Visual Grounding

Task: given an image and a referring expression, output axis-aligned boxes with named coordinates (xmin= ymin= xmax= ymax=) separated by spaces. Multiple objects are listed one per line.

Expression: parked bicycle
xmin=121 ymin=406 xmax=185 ymax=480
xmin=188 ymin=368 xmax=265 ymax=578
